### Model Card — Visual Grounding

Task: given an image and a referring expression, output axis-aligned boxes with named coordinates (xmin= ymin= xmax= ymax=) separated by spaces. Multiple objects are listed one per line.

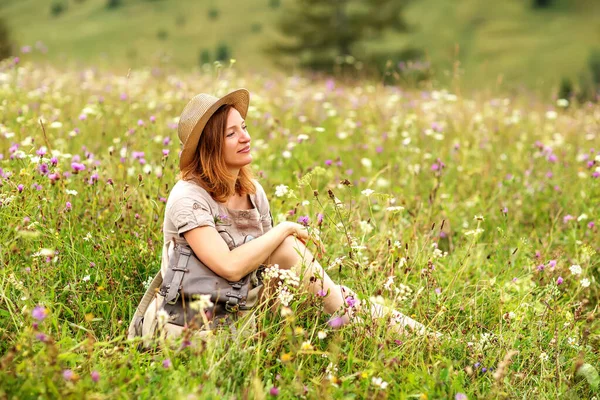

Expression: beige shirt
xmin=161 ymin=178 xmax=272 ymax=281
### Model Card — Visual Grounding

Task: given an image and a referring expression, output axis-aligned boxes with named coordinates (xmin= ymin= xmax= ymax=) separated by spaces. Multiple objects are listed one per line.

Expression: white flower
xmin=569 ymin=264 xmax=582 ymax=275
xmin=360 ymin=158 xmax=372 ymax=169
xmin=384 ymin=276 xmax=395 ymax=291
xmin=189 ymin=294 xmax=214 ymax=312
xmin=156 ymin=309 xmax=170 ymax=328
xmin=318 ymin=330 xmax=327 ymax=339
xmin=539 ymin=352 xmax=549 ymax=362
xmin=359 ymin=220 xmax=373 ymax=234
xmin=567 ymin=336 xmax=578 ymax=347
xmin=274 ymin=184 xmax=289 ymax=197
xmin=82 ymin=275 xmax=90 ymax=282
xmin=371 ymin=377 xmax=388 ymax=390
xmin=386 ymin=206 xmax=405 ymax=212
xmin=577 ymin=214 xmax=588 ymax=222
xmin=361 ymin=188 xmax=374 ymax=197
xmin=282 ymin=150 xmax=292 ymax=159
xmin=65 ymin=189 xmax=78 ymax=196
xmin=474 ymin=215 xmax=485 ymax=221
xmin=464 ymin=228 xmax=484 ymax=236
xmin=580 ymin=278 xmax=590 ymax=288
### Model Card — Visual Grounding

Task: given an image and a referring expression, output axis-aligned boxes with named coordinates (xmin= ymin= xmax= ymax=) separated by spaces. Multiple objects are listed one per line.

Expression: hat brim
xmin=179 ymin=88 xmax=250 ymax=171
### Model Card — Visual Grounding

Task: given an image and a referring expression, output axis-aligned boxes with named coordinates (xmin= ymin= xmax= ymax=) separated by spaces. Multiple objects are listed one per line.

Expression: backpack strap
xmin=127 ymin=270 xmax=163 ymax=340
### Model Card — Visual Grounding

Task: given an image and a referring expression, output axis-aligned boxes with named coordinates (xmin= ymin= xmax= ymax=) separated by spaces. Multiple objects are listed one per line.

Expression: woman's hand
xmin=278 ymin=221 xmax=309 ymax=241
xmin=277 ymin=222 xmax=326 ymax=258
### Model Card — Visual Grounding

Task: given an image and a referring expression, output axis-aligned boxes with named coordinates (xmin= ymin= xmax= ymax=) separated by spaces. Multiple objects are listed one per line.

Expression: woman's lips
xmin=238 ymin=146 xmax=250 ymax=153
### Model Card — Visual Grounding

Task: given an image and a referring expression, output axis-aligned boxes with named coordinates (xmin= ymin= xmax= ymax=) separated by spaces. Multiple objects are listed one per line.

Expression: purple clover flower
xmin=32 ymin=305 xmax=48 ymax=321
xmin=162 ymin=358 xmax=171 ymax=368
xmin=327 ymin=316 xmax=344 ymax=329
xmin=63 ymin=369 xmax=74 ymax=381
xmin=297 ymin=215 xmax=310 ymax=226
xmin=269 ymin=387 xmax=280 ymax=396
xmin=345 ymin=296 xmax=358 ymax=308
xmin=556 ymin=276 xmax=563 ymax=285
xmin=91 ymin=370 xmax=100 ymax=382
xmin=71 ymin=162 xmax=86 ymax=173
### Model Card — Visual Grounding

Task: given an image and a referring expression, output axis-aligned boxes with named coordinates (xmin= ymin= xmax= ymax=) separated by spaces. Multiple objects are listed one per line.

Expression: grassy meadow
xmin=0 ymin=58 xmax=599 ymax=399
xmin=2 ymin=0 xmax=600 ymax=94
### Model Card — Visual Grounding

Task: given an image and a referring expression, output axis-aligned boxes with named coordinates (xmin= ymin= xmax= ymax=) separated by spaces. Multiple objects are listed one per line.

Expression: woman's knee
xmin=266 ymin=236 xmax=307 ymax=271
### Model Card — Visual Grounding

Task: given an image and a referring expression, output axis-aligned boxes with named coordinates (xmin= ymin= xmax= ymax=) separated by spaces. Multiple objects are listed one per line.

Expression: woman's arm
xmin=183 ymin=222 xmax=308 ymax=282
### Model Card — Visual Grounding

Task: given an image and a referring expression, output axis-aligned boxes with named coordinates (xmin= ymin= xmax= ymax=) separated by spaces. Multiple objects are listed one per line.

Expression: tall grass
xmin=0 ymin=59 xmax=598 ymax=398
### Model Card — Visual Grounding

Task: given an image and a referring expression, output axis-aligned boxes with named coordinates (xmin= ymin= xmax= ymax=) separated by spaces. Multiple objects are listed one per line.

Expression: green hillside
xmin=1 ymin=0 xmax=599 ymax=93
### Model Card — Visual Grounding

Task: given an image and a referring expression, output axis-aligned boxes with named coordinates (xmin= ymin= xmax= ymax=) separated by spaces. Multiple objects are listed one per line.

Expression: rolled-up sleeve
xmin=169 ymin=196 xmax=215 ymax=236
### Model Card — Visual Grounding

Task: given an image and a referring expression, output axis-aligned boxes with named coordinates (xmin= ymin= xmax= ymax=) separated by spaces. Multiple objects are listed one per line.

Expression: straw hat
xmin=177 ymin=88 xmax=250 ymax=171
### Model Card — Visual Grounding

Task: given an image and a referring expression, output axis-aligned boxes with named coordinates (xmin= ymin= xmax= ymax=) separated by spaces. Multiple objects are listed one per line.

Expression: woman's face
xmin=222 ymin=107 xmax=252 ymax=170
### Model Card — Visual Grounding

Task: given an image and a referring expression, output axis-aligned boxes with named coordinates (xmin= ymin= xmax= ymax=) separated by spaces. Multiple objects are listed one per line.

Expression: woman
xmin=128 ymin=89 xmax=433 ymax=342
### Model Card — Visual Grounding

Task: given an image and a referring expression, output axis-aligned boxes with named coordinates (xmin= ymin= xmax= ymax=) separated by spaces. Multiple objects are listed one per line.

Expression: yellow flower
xmin=420 ymin=394 xmax=428 ymax=400
xmin=300 ymin=341 xmax=313 ymax=351
xmin=294 ymin=326 xmax=304 ymax=336
xmin=361 ymin=371 xmax=368 ymax=379
xmin=280 ymin=352 xmax=292 ymax=363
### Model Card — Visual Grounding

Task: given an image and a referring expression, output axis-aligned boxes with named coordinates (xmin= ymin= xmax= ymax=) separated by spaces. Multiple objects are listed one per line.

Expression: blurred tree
xmin=0 ymin=17 xmax=13 ymax=61
xmin=157 ymin=29 xmax=168 ymax=40
xmin=532 ymin=0 xmax=553 ymax=8
xmin=588 ymin=48 xmax=600 ymax=87
xmin=269 ymin=0 xmax=281 ymax=9
xmin=215 ymin=42 xmax=231 ymax=62
xmin=50 ymin=2 xmax=67 ymax=17
xmin=558 ymin=77 xmax=574 ymax=101
xmin=268 ymin=0 xmax=412 ymax=74
xmin=199 ymin=49 xmax=211 ymax=66
xmin=106 ymin=0 xmax=122 ymax=9
xmin=208 ymin=7 xmax=220 ymax=20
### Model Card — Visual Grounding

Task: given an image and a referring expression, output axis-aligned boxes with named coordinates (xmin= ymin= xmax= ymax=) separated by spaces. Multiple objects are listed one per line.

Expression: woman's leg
xmin=264 ymin=236 xmax=431 ymax=335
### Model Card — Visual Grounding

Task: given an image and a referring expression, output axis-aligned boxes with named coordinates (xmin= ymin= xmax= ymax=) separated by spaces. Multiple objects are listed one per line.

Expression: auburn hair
xmin=179 ymin=104 xmax=255 ymax=202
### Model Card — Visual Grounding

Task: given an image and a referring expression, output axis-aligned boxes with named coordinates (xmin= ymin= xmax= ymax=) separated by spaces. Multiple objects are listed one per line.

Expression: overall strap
xmin=164 ymin=246 xmax=192 ymax=304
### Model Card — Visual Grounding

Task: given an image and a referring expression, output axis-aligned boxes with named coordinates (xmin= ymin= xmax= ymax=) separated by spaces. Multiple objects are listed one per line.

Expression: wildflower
xmin=318 ymin=330 xmax=327 ymax=339
xmin=17 ymin=184 xmax=23 ymax=193
xmin=65 ymin=201 xmax=72 ymax=211
xmin=547 ymin=260 xmax=557 ymax=269
xmin=274 ymin=184 xmax=289 ymax=197
xmin=71 ymin=162 xmax=86 ymax=173
xmin=580 ymin=278 xmax=590 ymax=288
xmin=63 ymin=369 xmax=74 ymax=381
xmin=35 ymin=333 xmax=48 ymax=342
xmin=569 ymin=265 xmax=582 ymax=275
xmin=328 ymin=316 xmax=344 ymax=329
xmin=345 ymin=296 xmax=358 ymax=308
xmin=361 ymin=188 xmax=374 ymax=197
xmin=455 ymin=394 xmax=467 ymax=400
xmin=300 ymin=341 xmax=313 ymax=351
xmin=156 ymin=309 xmax=170 ymax=328
xmin=297 ymin=215 xmax=310 ymax=226
xmin=162 ymin=149 xmax=169 ymax=156
xmin=556 ymin=276 xmax=564 ymax=285
xmin=317 ymin=213 xmax=324 ymax=225
xmin=32 ymin=305 xmax=48 ymax=322
xmin=66 ymin=189 xmax=78 ymax=196
xmin=294 ymin=326 xmax=305 ymax=336
xmin=91 ymin=370 xmax=100 ymax=382
xmin=539 ymin=352 xmax=549 ymax=362
xmin=316 ymin=289 xmax=328 ymax=297
xmin=189 ymin=294 xmax=214 ymax=312
xmin=269 ymin=387 xmax=279 ymax=396
xmin=280 ymin=352 xmax=292 ymax=363
xmin=386 ymin=206 xmax=405 ymax=212
xmin=563 ymin=214 xmax=575 ymax=223
xmin=162 ymin=358 xmax=171 ymax=368
xmin=372 ymin=377 xmax=388 ymax=390
xmin=474 ymin=215 xmax=484 ymax=221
